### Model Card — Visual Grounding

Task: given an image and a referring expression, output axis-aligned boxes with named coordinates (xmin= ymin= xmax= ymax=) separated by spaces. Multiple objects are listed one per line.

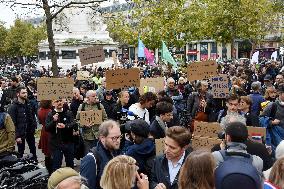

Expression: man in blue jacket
xmin=80 ymin=120 xmax=121 ymax=189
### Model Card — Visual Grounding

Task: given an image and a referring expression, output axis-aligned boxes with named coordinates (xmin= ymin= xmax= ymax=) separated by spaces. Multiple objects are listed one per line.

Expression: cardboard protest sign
xmin=79 ymin=46 xmax=105 ymax=66
xmin=155 ymin=138 xmax=165 ymax=155
xmin=247 ymin=126 xmax=266 ymax=139
xmin=211 ymin=74 xmax=230 ymax=98
xmin=105 ymin=68 xmax=140 ymax=90
xmin=77 ymin=71 xmax=90 ymax=80
xmin=139 ymin=77 xmax=164 ymax=94
xmin=194 ymin=121 xmax=222 ymax=138
xmin=187 ymin=61 xmax=218 ymax=81
xmin=192 ymin=136 xmax=222 ymax=150
xmin=37 ymin=78 xmax=73 ymax=101
xmin=80 ymin=110 xmax=103 ymax=126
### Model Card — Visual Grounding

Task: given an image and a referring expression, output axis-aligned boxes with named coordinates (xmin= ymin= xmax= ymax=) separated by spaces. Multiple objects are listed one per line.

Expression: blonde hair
xmin=100 ymin=155 xmax=137 ymax=189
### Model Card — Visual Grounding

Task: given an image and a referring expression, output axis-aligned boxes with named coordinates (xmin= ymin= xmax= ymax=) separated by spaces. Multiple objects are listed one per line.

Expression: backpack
xmin=88 ymin=147 xmax=102 ymax=189
xmin=259 ymin=102 xmax=277 ymax=129
xmin=215 ymin=150 xmax=262 ymax=189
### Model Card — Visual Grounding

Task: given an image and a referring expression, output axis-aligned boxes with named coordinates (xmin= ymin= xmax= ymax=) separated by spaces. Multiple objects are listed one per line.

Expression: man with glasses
xmin=76 ymin=90 xmax=108 ymax=155
xmin=80 ymin=120 xmax=121 ymax=189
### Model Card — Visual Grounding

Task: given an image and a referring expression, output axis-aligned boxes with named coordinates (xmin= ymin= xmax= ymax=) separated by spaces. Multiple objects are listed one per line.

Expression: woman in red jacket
xmin=38 ymin=100 xmax=52 ymax=174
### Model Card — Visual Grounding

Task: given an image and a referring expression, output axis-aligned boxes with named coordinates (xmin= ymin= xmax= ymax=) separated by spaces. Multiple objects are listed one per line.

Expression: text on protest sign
xmin=80 ymin=110 xmax=103 ymax=126
xmin=211 ymin=74 xmax=230 ymax=98
xmin=187 ymin=61 xmax=218 ymax=81
xmin=79 ymin=46 xmax=105 ymax=66
xmin=194 ymin=121 xmax=222 ymax=138
xmin=37 ymin=78 xmax=73 ymax=101
xmin=192 ymin=136 xmax=222 ymax=150
xmin=139 ymin=77 xmax=165 ymax=94
xmin=77 ymin=71 xmax=90 ymax=80
xmin=105 ymin=68 xmax=140 ymax=90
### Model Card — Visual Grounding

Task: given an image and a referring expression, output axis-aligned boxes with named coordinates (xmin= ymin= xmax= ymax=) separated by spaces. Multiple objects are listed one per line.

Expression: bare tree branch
xmin=51 ymin=0 xmax=108 ymax=19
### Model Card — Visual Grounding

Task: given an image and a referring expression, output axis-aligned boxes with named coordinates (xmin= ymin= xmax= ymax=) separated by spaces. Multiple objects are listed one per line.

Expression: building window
xmin=62 ymin=50 xmax=76 ymax=59
xmin=39 ymin=52 xmax=46 ymax=60
xmin=47 ymin=51 xmax=59 ymax=59
xmin=200 ymin=42 xmax=208 ymax=60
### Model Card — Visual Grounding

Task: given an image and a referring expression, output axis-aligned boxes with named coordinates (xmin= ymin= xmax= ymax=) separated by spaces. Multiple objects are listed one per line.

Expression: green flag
xmin=161 ymin=41 xmax=177 ymax=67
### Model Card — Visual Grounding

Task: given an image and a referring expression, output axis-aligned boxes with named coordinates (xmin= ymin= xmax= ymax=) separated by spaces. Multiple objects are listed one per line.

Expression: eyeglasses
xmin=108 ymin=135 xmax=122 ymax=142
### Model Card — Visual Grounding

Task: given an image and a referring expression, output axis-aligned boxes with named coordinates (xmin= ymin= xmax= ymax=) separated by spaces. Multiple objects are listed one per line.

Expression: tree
xmin=106 ymin=0 xmax=187 ymax=50
xmin=184 ymin=0 xmax=279 ymax=57
xmin=2 ymin=0 xmax=109 ymax=76
xmin=0 ymin=22 xmax=8 ymax=57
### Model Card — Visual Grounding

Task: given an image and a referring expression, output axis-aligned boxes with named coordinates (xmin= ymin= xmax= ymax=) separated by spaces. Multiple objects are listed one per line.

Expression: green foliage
xmin=0 ymin=23 xmax=8 ymax=56
xmin=2 ymin=19 xmax=46 ymax=57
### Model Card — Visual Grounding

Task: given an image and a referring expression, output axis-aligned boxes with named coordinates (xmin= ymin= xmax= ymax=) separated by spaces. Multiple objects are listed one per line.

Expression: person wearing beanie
xmin=48 ymin=167 xmax=88 ymax=189
xmin=125 ymin=119 xmax=155 ymax=175
xmin=212 ymin=121 xmax=263 ymax=174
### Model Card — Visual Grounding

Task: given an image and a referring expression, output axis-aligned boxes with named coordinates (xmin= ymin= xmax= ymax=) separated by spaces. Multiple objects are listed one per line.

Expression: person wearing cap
xmin=76 ymin=90 xmax=108 ymax=155
xmin=150 ymin=126 xmax=192 ymax=189
xmin=212 ymin=122 xmax=263 ymax=174
xmin=48 ymin=167 xmax=88 ymax=189
xmin=262 ymin=74 xmax=273 ymax=95
xmin=125 ymin=119 xmax=155 ymax=175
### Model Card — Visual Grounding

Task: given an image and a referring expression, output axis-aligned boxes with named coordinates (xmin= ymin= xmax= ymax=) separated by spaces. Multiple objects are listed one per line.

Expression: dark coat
xmin=150 ymin=149 xmax=192 ymax=189
xmin=150 ymin=119 xmax=166 ymax=139
xmin=101 ymin=99 xmax=116 ymax=120
xmin=126 ymin=138 xmax=155 ymax=174
xmin=45 ymin=109 xmax=77 ymax=151
xmin=187 ymin=92 xmax=216 ymax=122
xmin=8 ymin=100 xmax=37 ymax=138
xmin=80 ymin=141 xmax=121 ymax=189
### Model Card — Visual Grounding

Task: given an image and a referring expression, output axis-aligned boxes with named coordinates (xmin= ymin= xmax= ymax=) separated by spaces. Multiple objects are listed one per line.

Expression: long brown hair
xmin=178 ymin=150 xmax=215 ymax=189
xmin=269 ymin=157 xmax=284 ymax=189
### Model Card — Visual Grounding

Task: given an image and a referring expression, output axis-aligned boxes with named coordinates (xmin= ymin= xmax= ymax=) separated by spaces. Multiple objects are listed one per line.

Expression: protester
xmin=76 ymin=90 xmax=108 ymax=155
xmin=150 ymin=126 xmax=192 ymax=189
xmin=48 ymin=167 xmax=87 ymax=189
xmin=101 ymin=90 xmax=116 ymax=119
xmin=239 ymin=96 xmax=260 ymax=127
xmin=128 ymin=92 xmax=157 ymax=124
xmin=179 ymin=150 xmax=215 ymax=189
xmin=46 ymin=99 xmax=78 ymax=172
xmin=150 ymin=101 xmax=173 ymax=139
xmin=80 ymin=120 xmax=121 ymax=189
xmin=125 ymin=119 xmax=155 ymax=175
xmin=8 ymin=86 xmax=38 ymax=161
xmin=100 ymin=155 xmax=149 ymax=189
xmin=38 ymin=100 xmax=53 ymax=174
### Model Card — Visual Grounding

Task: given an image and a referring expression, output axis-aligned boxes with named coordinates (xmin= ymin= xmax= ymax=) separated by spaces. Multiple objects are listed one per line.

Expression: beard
xmin=105 ymin=139 xmax=120 ymax=151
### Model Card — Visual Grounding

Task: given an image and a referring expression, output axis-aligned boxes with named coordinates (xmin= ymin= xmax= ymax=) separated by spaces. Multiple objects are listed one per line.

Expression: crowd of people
xmin=0 ymin=58 xmax=284 ymax=189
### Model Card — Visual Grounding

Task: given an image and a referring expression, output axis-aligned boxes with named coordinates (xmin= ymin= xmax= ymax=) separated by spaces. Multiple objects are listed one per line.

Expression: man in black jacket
xmin=8 ymin=86 xmax=37 ymax=161
xmin=46 ymin=99 xmax=78 ymax=172
xmin=150 ymin=126 xmax=192 ymax=189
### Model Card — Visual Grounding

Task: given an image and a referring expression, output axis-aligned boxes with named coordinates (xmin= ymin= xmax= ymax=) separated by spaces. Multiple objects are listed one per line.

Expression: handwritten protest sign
xmin=139 ymin=77 xmax=164 ymax=94
xmin=105 ymin=68 xmax=140 ymax=90
xmin=77 ymin=71 xmax=90 ymax=80
xmin=192 ymin=136 xmax=222 ymax=150
xmin=37 ymin=78 xmax=73 ymax=100
xmin=187 ymin=61 xmax=218 ymax=81
xmin=79 ymin=46 xmax=105 ymax=66
xmin=194 ymin=121 xmax=222 ymax=138
xmin=155 ymin=138 xmax=165 ymax=155
xmin=80 ymin=110 xmax=103 ymax=126
xmin=211 ymin=74 xmax=229 ymax=98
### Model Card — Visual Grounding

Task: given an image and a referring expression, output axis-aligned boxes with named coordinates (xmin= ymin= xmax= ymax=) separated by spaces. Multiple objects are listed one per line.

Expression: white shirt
xmin=168 ymin=152 xmax=185 ymax=184
xmin=128 ymin=103 xmax=150 ymax=124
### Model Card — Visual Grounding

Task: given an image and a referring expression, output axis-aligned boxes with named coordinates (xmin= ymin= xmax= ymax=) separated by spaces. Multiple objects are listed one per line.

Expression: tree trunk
xmin=42 ymin=0 xmax=58 ymax=77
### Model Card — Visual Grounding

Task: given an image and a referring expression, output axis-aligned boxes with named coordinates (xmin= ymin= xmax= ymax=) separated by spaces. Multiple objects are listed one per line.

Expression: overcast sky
xmin=0 ymin=0 xmax=126 ymax=28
